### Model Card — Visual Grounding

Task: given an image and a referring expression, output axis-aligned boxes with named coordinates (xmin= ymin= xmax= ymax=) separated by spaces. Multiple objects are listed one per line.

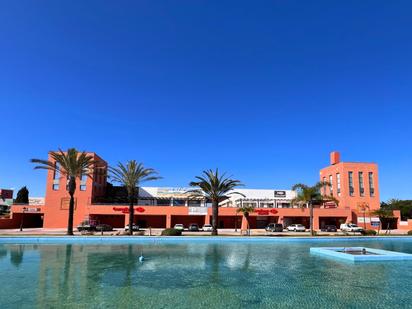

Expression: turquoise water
xmin=0 ymin=237 xmax=412 ymax=308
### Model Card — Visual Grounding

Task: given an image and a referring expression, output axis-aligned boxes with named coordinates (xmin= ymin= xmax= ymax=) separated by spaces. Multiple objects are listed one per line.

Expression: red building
xmin=4 ymin=151 xmax=411 ymax=231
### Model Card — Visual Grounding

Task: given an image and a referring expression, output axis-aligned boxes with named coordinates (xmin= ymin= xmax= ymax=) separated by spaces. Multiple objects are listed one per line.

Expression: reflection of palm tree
xmin=60 ymin=244 xmax=73 ymax=300
xmin=10 ymin=245 xmax=24 ymax=267
xmin=241 ymin=244 xmax=252 ymax=271
xmin=0 ymin=247 xmax=7 ymax=261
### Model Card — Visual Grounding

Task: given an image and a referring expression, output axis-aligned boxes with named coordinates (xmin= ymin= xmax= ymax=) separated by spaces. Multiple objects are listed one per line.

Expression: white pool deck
xmin=310 ymin=246 xmax=412 ymax=262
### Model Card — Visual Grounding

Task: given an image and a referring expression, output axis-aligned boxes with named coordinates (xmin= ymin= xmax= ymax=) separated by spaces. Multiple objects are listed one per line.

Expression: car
xmin=265 ymin=223 xmax=284 ymax=232
xmin=125 ymin=224 xmax=140 ymax=231
xmin=174 ymin=224 xmax=184 ymax=231
xmin=96 ymin=224 xmax=113 ymax=232
xmin=188 ymin=223 xmax=199 ymax=231
xmin=340 ymin=223 xmax=364 ymax=232
xmin=202 ymin=224 xmax=213 ymax=232
xmin=287 ymin=224 xmax=306 ymax=232
xmin=321 ymin=225 xmax=337 ymax=232
xmin=77 ymin=220 xmax=96 ymax=232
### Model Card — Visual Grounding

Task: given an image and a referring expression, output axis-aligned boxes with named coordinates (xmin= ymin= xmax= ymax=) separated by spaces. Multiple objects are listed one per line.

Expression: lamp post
xmin=19 ymin=207 xmax=27 ymax=232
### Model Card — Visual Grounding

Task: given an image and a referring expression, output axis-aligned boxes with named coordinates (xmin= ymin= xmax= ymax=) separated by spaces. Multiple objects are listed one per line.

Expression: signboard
xmin=157 ymin=187 xmax=193 ymax=198
xmin=274 ymin=191 xmax=286 ymax=198
xmin=188 ymin=207 xmax=208 ymax=215
xmin=371 ymin=222 xmax=380 ymax=227
xmin=357 ymin=217 xmax=371 ymax=223
xmin=29 ymin=197 xmax=45 ymax=206
xmin=254 ymin=209 xmax=278 ymax=216
xmin=113 ymin=207 xmax=145 ymax=214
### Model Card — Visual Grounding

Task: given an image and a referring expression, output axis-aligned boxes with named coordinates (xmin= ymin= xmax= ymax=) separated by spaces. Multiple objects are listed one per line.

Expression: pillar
xmin=204 ymin=215 xmax=210 ymax=225
xmin=166 ymin=215 xmax=171 ymax=228
xmin=241 ymin=216 xmax=248 ymax=230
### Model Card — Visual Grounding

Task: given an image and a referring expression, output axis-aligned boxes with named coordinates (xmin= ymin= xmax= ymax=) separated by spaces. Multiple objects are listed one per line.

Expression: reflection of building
xmin=3 ymin=151 xmax=410 ymax=231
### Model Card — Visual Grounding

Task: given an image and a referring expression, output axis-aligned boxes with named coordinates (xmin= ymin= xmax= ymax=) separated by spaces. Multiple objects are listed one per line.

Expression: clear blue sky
xmin=0 ymin=1 xmax=411 ymax=201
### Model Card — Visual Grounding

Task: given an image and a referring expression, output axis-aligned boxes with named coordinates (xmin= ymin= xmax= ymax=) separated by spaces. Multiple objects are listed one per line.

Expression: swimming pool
xmin=1 ymin=237 xmax=411 ymax=308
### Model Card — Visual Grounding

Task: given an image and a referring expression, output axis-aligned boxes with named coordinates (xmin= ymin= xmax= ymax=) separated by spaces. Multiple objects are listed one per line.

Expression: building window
xmin=188 ymin=200 xmax=201 ymax=207
xmin=322 ymin=177 xmax=327 ymax=194
xmin=156 ymin=199 xmax=171 ymax=206
xmin=173 ymin=199 xmax=186 ymax=206
xmin=80 ymin=173 xmax=87 ymax=191
xmin=329 ymin=175 xmax=333 ymax=196
xmin=359 ymin=172 xmax=364 ymax=197
xmin=52 ymin=162 xmax=60 ymax=190
xmin=336 ymin=173 xmax=341 ymax=196
xmin=348 ymin=171 xmax=354 ymax=196
xmin=369 ymin=172 xmax=375 ymax=197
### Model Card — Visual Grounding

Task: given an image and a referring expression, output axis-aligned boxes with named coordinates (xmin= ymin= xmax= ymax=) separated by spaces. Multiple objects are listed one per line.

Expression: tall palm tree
xmin=291 ymin=181 xmax=337 ymax=236
xmin=236 ymin=205 xmax=255 ymax=236
xmin=109 ymin=161 xmax=160 ymax=235
xmin=189 ymin=169 xmax=243 ymax=236
xmin=31 ymin=148 xmax=95 ymax=235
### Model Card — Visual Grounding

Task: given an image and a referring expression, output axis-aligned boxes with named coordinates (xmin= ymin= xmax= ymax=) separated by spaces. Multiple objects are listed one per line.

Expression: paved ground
xmin=0 ymin=228 xmax=408 ymax=236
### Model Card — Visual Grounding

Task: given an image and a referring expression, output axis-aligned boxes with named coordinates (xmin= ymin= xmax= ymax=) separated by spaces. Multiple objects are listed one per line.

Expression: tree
xmin=109 ymin=161 xmax=160 ymax=235
xmin=31 ymin=148 xmax=96 ymax=235
xmin=291 ymin=181 xmax=337 ymax=236
xmin=372 ymin=208 xmax=396 ymax=233
xmin=236 ymin=204 xmax=255 ymax=236
xmin=189 ymin=169 xmax=243 ymax=236
xmin=15 ymin=186 xmax=29 ymax=204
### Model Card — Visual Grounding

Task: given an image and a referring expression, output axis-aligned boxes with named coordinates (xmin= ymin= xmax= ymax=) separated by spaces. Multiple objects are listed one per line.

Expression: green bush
xmin=161 ymin=228 xmax=182 ymax=236
xmin=362 ymin=229 xmax=377 ymax=236
xmin=407 ymin=230 xmax=412 ymax=235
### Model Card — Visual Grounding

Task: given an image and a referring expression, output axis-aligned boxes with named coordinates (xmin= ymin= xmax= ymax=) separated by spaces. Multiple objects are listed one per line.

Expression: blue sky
xmin=0 ymin=1 xmax=411 ymax=201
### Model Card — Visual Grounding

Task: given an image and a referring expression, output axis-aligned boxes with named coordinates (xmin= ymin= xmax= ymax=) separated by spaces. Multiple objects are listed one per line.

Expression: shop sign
xmin=274 ymin=191 xmax=286 ymax=197
xmin=112 ymin=207 xmax=145 ymax=214
xmin=188 ymin=207 xmax=208 ymax=215
xmin=255 ymin=209 xmax=278 ymax=215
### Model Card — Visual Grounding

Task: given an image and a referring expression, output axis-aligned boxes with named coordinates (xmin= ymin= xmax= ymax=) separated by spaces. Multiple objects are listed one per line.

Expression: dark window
xmin=348 ymin=171 xmax=354 ymax=196
xmin=359 ymin=172 xmax=364 ymax=197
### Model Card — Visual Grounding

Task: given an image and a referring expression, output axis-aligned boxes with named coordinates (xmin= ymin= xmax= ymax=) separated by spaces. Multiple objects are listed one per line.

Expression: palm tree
xmin=291 ymin=181 xmax=337 ymax=236
xmin=31 ymin=148 xmax=96 ymax=235
xmin=236 ymin=205 xmax=255 ymax=236
xmin=189 ymin=169 xmax=243 ymax=236
xmin=109 ymin=161 xmax=160 ymax=235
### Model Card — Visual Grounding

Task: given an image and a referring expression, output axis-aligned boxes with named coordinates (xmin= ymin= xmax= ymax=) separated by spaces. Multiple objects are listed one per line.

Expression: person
xmin=362 ymin=248 xmax=367 ymax=255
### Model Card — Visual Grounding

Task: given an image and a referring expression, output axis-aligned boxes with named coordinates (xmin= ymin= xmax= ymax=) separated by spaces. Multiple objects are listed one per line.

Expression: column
xmin=166 ymin=214 xmax=171 ymax=228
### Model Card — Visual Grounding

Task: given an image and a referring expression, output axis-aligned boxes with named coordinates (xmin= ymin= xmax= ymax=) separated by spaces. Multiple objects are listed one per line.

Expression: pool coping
xmin=0 ymin=236 xmax=412 ymax=244
xmin=310 ymin=246 xmax=412 ymax=262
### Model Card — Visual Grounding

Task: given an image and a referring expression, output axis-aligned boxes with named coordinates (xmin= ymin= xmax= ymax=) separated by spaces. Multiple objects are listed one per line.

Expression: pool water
xmin=0 ymin=237 xmax=412 ymax=308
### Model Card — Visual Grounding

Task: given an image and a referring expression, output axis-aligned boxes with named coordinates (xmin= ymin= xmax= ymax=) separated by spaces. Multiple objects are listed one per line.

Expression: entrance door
xmin=256 ymin=216 xmax=268 ymax=228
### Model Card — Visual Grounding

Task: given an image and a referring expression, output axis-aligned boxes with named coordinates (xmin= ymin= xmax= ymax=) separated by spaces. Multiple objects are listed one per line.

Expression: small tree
xmin=31 ymin=148 xmax=96 ymax=235
xmin=15 ymin=186 xmax=29 ymax=204
xmin=237 ymin=205 xmax=255 ymax=236
xmin=109 ymin=161 xmax=160 ymax=235
xmin=292 ymin=181 xmax=337 ymax=236
xmin=189 ymin=169 xmax=243 ymax=236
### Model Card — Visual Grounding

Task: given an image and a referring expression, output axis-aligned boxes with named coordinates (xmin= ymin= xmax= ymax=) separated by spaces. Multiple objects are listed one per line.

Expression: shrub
xmin=161 ymin=228 xmax=182 ymax=236
xmin=362 ymin=229 xmax=377 ymax=236
xmin=407 ymin=230 xmax=412 ymax=235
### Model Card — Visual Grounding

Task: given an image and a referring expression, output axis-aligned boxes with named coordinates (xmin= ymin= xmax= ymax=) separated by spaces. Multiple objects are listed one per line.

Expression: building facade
xmin=4 ymin=151 xmax=410 ymax=231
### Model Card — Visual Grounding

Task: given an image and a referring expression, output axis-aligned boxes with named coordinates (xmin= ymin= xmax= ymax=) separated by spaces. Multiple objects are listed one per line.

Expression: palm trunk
xmin=129 ymin=195 xmax=134 ymax=236
xmin=67 ymin=176 xmax=76 ymax=236
xmin=309 ymin=201 xmax=314 ymax=236
xmin=245 ymin=213 xmax=250 ymax=236
xmin=211 ymin=199 xmax=219 ymax=236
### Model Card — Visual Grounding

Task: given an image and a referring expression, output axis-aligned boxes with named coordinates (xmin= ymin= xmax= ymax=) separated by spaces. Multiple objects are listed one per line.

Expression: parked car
xmin=96 ymin=224 xmax=113 ymax=232
xmin=265 ymin=223 xmax=284 ymax=232
xmin=188 ymin=223 xmax=199 ymax=231
xmin=174 ymin=224 xmax=184 ymax=231
xmin=287 ymin=224 xmax=306 ymax=232
xmin=125 ymin=224 xmax=140 ymax=231
xmin=321 ymin=225 xmax=337 ymax=232
xmin=340 ymin=223 xmax=364 ymax=232
xmin=202 ymin=224 xmax=213 ymax=232
xmin=77 ymin=220 xmax=96 ymax=232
